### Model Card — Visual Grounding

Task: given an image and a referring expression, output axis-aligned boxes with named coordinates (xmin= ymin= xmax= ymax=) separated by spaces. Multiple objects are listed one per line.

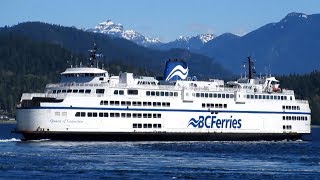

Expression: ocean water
xmin=0 ymin=124 xmax=319 ymax=179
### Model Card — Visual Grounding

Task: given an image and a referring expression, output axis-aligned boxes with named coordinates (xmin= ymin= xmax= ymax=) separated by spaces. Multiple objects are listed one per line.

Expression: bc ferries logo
xmin=165 ymin=65 xmax=189 ymax=81
xmin=188 ymin=116 xmax=242 ymax=129
xmin=163 ymin=60 xmax=189 ymax=81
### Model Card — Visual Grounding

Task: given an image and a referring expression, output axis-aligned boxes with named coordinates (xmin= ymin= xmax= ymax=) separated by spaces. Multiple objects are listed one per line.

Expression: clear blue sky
xmin=1 ymin=0 xmax=319 ymax=42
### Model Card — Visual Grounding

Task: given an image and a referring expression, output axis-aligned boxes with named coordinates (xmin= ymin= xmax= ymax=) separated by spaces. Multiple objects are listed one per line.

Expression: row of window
xmin=137 ymin=81 xmax=157 ymax=85
xmin=75 ymin=112 xmax=162 ymax=118
xmin=195 ymin=93 xmax=234 ymax=99
xmin=100 ymin=100 xmax=170 ymax=107
xmin=202 ymin=103 xmax=227 ymax=109
xmin=283 ymin=125 xmax=292 ymax=130
xmin=133 ymin=123 xmax=162 ymax=129
xmin=247 ymin=94 xmax=292 ymax=101
xmin=282 ymin=116 xmax=308 ymax=121
xmin=282 ymin=105 xmax=300 ymax=110
xmin=146 ymin=91 xmax=178 ymax=97
xmin=63 ymin=73 xmax=105 ymax=77
xmin=114 ymin=89 xmax=139 ymax=95
xmin=52 ymin=89 xmax=91 ymax=94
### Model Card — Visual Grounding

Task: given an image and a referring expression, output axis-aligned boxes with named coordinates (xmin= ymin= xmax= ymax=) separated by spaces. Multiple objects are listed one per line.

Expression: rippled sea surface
xmin=0 ymin=124 xmax=319 ymax=179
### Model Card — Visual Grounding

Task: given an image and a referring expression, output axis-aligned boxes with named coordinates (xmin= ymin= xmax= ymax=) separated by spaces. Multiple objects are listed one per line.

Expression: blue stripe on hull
xmin=17 ymin=106 xmax=311 ymax=115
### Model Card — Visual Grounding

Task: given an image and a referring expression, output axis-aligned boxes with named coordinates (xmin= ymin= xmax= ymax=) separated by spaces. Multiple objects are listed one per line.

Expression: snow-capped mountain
xmin=152 ymin=34 xmax=216 ymax=51
xmin=87 ymin=20 xmax=161 ymax=46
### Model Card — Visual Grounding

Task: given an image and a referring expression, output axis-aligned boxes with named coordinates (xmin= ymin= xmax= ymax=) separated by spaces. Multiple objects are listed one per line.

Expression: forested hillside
xmin=0 ymin=22 xmax=231 ymax=79
xmin=0 ymin=32 xmax=153 ymax=116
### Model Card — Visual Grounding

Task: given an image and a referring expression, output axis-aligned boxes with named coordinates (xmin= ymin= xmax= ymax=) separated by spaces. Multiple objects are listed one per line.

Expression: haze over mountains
xmin=88 ymin=12 xmax=320 ymax=75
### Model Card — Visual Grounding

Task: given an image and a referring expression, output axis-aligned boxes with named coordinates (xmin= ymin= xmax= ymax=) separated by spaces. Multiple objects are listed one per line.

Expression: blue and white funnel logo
xmin=163 ymin=60 xmax=188 ymax=81
xmin=188 ymin=116 xmax=242 ymax=129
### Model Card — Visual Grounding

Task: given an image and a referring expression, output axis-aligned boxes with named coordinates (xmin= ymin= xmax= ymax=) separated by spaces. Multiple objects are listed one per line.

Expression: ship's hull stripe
xmin=17 ymin=106 xmax=311 ymax=115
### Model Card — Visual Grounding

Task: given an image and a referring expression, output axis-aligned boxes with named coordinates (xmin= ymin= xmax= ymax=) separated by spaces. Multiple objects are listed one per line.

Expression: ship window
xmin=270 ymin=96 xmax=273 ymax=99
xmin=115 ymin=101 xmax=119 ymax=106
xmin=104 ymin=113 xmax=108 ymax=117
xmin=283 ymin=125 xmax=286 ymax=129
xmin=148 ymin=102 xmax=152 ymax=106
xmin=222 ymin=94 xmax=225 ymax=98
xmin=53 ymin=90 xmax=57 ymax=93
xmin=174 ymin=92 xmax=178 ymax=97
xmin=138 ymin=124 xmax=142 ymax=128
xmin=115 ymin=113 xmax=120 ymax=117
xmin=143 ymin=102 xmax=148 ymax=106
xmin=138 ymin=114 xmax=142 ymax=118
xmin=133 ymin=124 xmax=137 ymax=128
xmin=157 ymin=102 xmax=161 ymax=106
xmin=262 ymin=95 xmax=266 ymax=99
xmin=153 ymin=114 xmax=157 ymax=118
xmin=81 ymin=112 xmax=85 ymax=117
xmin=224 ymin=104 xmax=227 ymax=108
xmin=148 ymin=124 xmax=152 ymax=128
xmin=114 ymin=90 xmax=118 ymax=95
xmin=209 ymin=93 xmax=213 ymax=98
xmin=146 ymin=91 xmax=150 ymax=96
xmin=200 ymin=93 xmax=204 ymax=97
xmin=160 ymin=91 xmax=165 ymax=96
xmin=170 ymin=92 xmax=174 ymax=96
xmin=143 ymin=114 xmax=147 ymax=118
xmin=266 ymin=96 xmax=270 ymax=99
xmin=67 ymin=89 xmax=72 ymax=93
xmin=165 ymin=92 xmax=169 ymax=96
xmin=156 ymin=91 xmax=160 ymax=96
xmin=128 ymin=89 xmax=138 ymax=95
xmin=151 ymin=91 xmax=155 ymax=96
xmin=62 ymin=90 xmax=66 ymax=93
xmin=126 ymin=101 xmax=131 ymax=106
xmin=297 ymin=106 xmax=300 ymax=110
xmin=93 ymin=113 xmax=97 ymax=117
xmin=88 ymin=112 xmax=93 ymax=117
xmin=75 ymin=112 xmax=80 ymax=117
xmin=218 ymin=94 xmax=221 ymax=98
xmin=110 ymin=113 xmax=114 ymax=117
xmin=247 ymin=95 xmax=250 ymax=99
xmin=99 ymin=112 xmax=103 ymax=117
xmin=282 ymin=116 xmax=285 ymax=120
xmin=284 ymin=96 xmax=287 ymax=100
xmin=121 ymin=113 xmax=126 ymax=118
xmin=282 ymin=106 xmax=285 ymax=110
xmin=119 ymin=90 xmax=124 ymax=95
xmin=133 ymin=101 xmax=137 ymax=106
xmin=290 ymin=96 xmax=292 ymax=100
xmin=153 ymin=124 xmax=157 ymax=128
xmin=143 ymin=124 xmax=147 ymax=128
xmin=196 ymin=93 xmax=200 ymax=97
xmin=121 ymin=101 xmax=126 ymax=106
xmin=85 ymin=89 xmax=91 ymax=93
xmin=158 ymin=114 xmax=161 ymax=118
xmin=96 ymin=89 xmax=105 ymax=94
xmin=55 ymin=112 xmax=60 ymax=116
xmin=127 ymin=113 xmax=131 ymax=118
xmin=73 ymin=89 xmax=78 ymax=93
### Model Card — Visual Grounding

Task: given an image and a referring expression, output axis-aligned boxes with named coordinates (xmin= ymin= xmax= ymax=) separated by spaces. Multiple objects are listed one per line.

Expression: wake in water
xmin=0 ymin=138 xmax=21 ymax=142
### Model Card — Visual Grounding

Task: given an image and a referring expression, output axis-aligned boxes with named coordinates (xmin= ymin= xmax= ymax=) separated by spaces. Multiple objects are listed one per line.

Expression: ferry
xmin=15 ymin=45 xmax=311 ymax=141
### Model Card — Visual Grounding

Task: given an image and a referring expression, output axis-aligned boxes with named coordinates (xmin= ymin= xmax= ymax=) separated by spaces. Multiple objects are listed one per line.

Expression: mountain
xmin=152 ymin=34 xmax=216 ymax=51
xmin=0 ymin=22 xmax=232 ymax=80
xmin=200 ymin=12 xmax=320 ymax=74
xmin=87 ymin=20 xmax=161 ymax=47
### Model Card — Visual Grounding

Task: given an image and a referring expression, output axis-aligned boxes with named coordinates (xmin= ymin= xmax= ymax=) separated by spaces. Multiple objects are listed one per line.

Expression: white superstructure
xmin=15 ymin=47 xmax=311 ymax=141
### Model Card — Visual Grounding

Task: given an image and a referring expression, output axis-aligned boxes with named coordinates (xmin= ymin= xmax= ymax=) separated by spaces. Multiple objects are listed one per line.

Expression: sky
xmin=1 ymin=0 xmax=320 ymax=42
